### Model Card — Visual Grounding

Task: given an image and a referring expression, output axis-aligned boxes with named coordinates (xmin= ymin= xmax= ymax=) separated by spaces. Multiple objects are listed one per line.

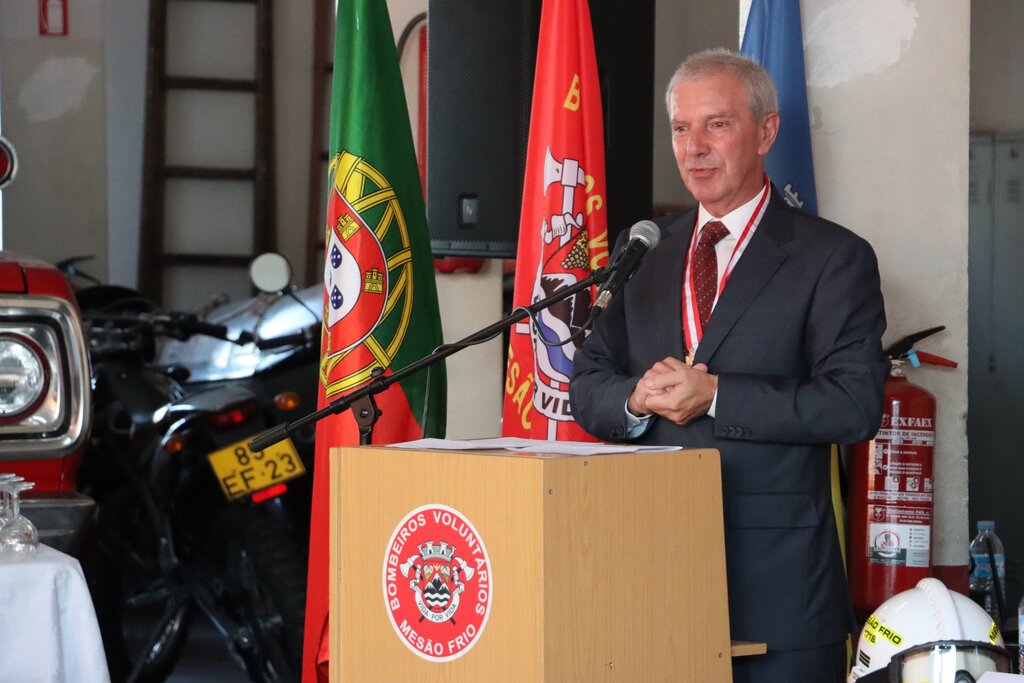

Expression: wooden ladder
xmin=138 ymin=0 xmax=276 ymax=308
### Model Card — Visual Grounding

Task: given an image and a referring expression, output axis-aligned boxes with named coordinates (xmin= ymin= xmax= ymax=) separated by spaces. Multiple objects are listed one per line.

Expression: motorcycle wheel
xmin=87 ymin=488 xmax=193 ymax=683
xmin=213 ymin=504 xmax=307 ymax=683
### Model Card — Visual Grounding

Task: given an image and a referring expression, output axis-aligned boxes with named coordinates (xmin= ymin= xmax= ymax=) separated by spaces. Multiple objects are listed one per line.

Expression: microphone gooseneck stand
xmin=248 ymin=266 xmax=612 ymax=453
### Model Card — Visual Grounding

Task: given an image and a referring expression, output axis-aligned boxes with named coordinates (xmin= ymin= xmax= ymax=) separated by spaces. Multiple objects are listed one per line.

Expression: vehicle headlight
xmin=0 ymin=334 xmax=49 ymax=418
xmin=0 ymin=295 xmax=90 ymax=457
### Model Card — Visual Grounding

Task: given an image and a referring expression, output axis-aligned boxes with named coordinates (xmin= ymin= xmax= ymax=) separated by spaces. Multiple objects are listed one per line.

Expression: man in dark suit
xmin=569 ymin=48 xmax=889 ymax=682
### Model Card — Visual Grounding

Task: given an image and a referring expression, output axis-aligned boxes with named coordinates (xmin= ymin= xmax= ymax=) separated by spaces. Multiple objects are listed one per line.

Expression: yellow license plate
xmin=208 ymin=435 xmax=306 ymax=500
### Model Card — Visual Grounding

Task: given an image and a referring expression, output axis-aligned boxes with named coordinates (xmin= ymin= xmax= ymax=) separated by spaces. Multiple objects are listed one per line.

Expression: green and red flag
xmin=503 ymin=0 xmax=608 ymax=441
xmin=303 ymin=0 xmax=446 ymax=679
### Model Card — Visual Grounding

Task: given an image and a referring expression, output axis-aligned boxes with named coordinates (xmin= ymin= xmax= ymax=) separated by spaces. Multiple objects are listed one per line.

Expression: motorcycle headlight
xmin=0 ymin=334 xmax=50 ymax=419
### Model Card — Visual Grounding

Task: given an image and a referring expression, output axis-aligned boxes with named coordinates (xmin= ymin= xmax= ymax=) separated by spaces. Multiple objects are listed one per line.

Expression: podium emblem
xmin=383 ymin=504 xmax=492 ymax=661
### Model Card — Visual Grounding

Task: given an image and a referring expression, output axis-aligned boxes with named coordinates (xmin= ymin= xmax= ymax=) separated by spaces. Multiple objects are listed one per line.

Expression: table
xmin=0 ymin=544 xmax=110 ymax=683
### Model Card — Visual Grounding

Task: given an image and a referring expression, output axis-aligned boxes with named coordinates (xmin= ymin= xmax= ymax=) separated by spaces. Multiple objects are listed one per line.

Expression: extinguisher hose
xmin=985 ymin=538 xmax=1007 ymax=625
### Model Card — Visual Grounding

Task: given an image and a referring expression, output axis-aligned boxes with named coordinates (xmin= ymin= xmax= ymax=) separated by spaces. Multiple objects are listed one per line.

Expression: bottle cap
xmin=978 ymin=520 xmax=995 ymax=531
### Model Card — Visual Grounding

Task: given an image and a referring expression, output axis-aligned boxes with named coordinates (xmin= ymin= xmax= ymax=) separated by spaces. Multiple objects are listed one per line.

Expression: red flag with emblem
xmin=502 ymin=0 xmax=608 ymax=440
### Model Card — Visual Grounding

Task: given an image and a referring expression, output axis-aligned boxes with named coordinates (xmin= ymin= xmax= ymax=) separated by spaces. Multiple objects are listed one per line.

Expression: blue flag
xmin=741 ymin=0 xmax=818 ymax=216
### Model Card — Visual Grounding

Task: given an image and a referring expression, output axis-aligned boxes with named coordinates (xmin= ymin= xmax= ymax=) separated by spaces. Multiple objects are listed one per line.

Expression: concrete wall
xmin=0 ymin=0 xmax=108 ymax=270
xmin=790 ymin=0 xmax=971 ymax=569
xmin=104 ymin=0 xmax=145 ymax=286
xmin=652 ymin=1 xmax=738 ymax=210
xmin=272 ymin=0 xmax=315 ymax=291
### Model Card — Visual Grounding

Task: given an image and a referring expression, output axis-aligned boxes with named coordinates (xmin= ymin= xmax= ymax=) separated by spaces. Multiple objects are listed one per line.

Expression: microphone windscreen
xmin=629 ymin=220 xmax=661 ymax=248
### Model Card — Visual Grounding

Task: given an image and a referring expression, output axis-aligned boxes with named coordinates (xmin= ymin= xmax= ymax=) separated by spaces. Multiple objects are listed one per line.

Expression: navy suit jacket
xmin=569 ymin=188 xmax=889 ymax=651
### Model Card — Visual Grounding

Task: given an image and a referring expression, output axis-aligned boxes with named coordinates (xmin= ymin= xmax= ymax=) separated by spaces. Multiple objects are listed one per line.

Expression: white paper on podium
xmin=388 ymin=437 xmax=682 ymax=456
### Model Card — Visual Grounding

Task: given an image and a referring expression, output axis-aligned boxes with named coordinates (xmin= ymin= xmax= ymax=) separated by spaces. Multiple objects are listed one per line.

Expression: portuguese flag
xmin=302 ymin=0 xmax=446 ymax=679
xmin=502 ymin=0 xmax=609 ymax=441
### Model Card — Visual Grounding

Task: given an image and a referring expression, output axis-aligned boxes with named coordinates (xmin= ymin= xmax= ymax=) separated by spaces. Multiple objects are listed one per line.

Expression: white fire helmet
xmin=848 ymin=578 xmax=1011 ymax=682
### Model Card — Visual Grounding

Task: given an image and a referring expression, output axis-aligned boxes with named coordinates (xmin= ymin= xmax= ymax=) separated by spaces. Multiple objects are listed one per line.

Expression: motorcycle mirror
xmin=249 ymin=253 xmax=292 ymax=293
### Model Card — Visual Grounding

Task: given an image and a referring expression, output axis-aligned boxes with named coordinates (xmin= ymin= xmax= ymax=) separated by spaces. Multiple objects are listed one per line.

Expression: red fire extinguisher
xmin=847 ymin=326 xmax=958 ymax=622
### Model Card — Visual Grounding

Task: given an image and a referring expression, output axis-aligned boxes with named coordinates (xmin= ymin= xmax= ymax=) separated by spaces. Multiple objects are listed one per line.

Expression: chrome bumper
xmin=20 ymin=492 xmax=95 ymax=555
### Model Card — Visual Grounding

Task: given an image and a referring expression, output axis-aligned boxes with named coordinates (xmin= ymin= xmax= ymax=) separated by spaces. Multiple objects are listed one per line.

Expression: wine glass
xmin=0 ymin=473 xmax=24 ymax=531
xmin=0 ymin=479 xmax=39 ymax=555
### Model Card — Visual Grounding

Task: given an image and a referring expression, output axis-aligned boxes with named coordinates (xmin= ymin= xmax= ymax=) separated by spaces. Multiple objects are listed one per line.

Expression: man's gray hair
xmin=665 ymin=48 xmax=778 ymax=123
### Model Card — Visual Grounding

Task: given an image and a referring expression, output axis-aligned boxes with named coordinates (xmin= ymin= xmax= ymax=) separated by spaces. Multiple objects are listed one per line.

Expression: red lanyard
xmin=683 ymin=182 xmax=770 ymax=356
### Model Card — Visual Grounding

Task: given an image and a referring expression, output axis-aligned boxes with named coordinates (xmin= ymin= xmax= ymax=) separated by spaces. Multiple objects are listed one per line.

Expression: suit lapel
xmin=650 ymin=210 xmax=696 ymax=358
xmin=695 ymin=193 xmax=794 ymax=364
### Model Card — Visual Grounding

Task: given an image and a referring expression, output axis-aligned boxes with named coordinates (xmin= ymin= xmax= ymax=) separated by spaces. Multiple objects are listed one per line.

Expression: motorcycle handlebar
xmin=255 ymin=330 xmax=313 ymax=350
xmin=85 ymin=311 xmax=253 ymax=359
xmin=87 ymin=335 xmax=150 ymax=361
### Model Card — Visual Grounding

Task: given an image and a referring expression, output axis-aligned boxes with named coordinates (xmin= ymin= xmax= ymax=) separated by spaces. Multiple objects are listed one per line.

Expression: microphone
xmin=592 ymin=220 xmax=661 ymax=314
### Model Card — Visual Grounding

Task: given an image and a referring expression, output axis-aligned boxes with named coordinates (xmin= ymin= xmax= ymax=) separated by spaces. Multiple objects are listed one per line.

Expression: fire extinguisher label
xmin=875 ymin=426 xmax=934 ymax=445
xmin=866 ymin=435 xmax=934 ymax=503
xmin=867 ymin=505 xmax=931 ymax=567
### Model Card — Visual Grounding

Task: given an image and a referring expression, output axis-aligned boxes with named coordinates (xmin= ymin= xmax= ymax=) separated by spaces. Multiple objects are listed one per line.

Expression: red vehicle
xmin=0 ymin=250 xmax=95 ymax=553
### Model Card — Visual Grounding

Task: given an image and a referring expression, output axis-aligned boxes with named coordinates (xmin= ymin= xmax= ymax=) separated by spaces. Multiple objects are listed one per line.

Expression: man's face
xmin=669 ymin=73 xmax=779 ymax=217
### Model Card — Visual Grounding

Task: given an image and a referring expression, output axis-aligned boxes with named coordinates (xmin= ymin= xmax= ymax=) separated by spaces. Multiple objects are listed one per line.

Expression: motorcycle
xmin=75 ymin=255 xmax=320 ymax=683
xmin=156 ymin=253 xmax=322 ymax=539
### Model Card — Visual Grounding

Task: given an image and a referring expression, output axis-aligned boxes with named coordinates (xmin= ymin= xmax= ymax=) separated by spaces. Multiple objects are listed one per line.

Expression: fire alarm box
xmin=39 ymin=0 xmax=69 ymax=37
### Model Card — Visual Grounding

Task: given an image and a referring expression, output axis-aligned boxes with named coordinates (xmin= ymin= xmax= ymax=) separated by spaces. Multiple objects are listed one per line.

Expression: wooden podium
xmin=330 ymin=445 xmax=737 ymax=682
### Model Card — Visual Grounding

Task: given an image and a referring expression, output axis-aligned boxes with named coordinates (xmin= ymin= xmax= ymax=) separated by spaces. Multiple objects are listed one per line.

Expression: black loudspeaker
xmin=426 ymin=0 xmax=654 ymax=258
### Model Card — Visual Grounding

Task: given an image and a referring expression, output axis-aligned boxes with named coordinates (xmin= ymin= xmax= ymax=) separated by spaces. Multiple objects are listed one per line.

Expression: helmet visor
xmin=891 ymin=641 xmax=1011 ymax=683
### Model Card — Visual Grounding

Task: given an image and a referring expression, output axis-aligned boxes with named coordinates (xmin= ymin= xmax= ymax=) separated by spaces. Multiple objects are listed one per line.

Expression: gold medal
xmin=685 ymin=348 xmax=696 ymax=367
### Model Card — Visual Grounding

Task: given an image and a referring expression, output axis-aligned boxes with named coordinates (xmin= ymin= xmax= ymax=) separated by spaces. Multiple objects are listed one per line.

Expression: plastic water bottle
xmin=1018 ymin=593 xmax=1024 ymax=674
xmin=968 ymin=520 xmax=1006 ymax=625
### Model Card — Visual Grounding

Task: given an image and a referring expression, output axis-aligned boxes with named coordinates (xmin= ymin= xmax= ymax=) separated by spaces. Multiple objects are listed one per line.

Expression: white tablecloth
xmin=0 ymin=544 xmax=110 ymax=683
